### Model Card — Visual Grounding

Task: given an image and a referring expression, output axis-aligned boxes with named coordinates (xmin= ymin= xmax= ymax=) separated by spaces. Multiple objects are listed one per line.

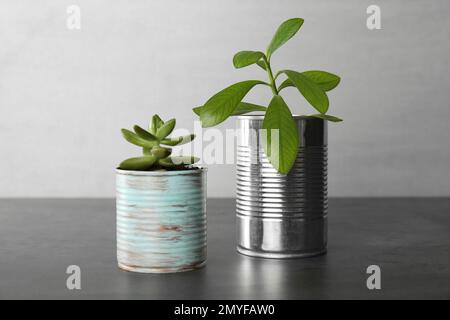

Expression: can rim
xmin=116 ymin=165 xmax=207 ymax=176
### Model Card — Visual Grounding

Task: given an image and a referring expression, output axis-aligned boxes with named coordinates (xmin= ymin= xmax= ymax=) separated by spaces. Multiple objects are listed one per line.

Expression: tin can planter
xmin=116 ymin=167 xmax=207 ymax=273
xmin=236 ymin=115 xmax=327 ymax=259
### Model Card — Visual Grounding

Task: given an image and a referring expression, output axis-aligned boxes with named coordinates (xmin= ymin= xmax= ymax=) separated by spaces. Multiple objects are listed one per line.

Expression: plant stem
xmin=264 ymin=56 xmax=279 ymax=95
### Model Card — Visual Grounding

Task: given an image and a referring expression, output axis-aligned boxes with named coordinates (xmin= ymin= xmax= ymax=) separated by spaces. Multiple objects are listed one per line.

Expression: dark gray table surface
xmin=0 ymin=198 xmax=449 ymax=299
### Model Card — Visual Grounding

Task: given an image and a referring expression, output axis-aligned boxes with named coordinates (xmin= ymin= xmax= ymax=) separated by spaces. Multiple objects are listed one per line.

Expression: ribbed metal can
xmin=236 ymin=115 xmax=327 ymax=258
xmin=116 ymin=167 xmax=207 ymax=273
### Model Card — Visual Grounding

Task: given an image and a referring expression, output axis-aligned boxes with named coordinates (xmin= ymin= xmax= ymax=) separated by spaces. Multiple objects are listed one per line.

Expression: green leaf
xmin=200 ymin=80 xmax=265 ymax=127
xmin=156 ymin=118 xmax=176 ymax=139
xmin=233 ymin=51 xmax=265 ymax=68
xmin=309 ymin=114 xmax=343 ymax=122
xmin=119 ymin=156 xmax=157 ymax=171
xmin=151 ymin=146 xmax=172 ymax=159
xmin=149 ymin=114 xmax=164 ymax=134
xmin=192 ymin=106 xmax=203 ymax=116
xmin=161 ymin=137 xmax=182 ymax=146
xmin=161 ymin=134 xmax=196 ymax=146
xmin=159 ymin=156 xmax=200 ymax=168
xmin=133 ymin=125 xmax=158 ymax=142
xmin=278 ymin=79 xmax=293 ymax=91
xmin=267 ymin=18 xmax=304 ymax=59
xmin=282 ymin=70 xmax=329 ymax=114
xmin=302 ymin=71 xmax=340 ymax=91
xmin=232 ymin=102 xmax=267 ymax=115
xmin=256 ymin=60 xmax=267 ymax=70
xmin=279 ymin=70 xmax=341 ymax=92
xmin=262 ymin=95 xmax=299 ymax=174
xmin=121 ymin=129 xmax=156 ymax=148
xmin=194 ymin=102 xmax=266 ymax=117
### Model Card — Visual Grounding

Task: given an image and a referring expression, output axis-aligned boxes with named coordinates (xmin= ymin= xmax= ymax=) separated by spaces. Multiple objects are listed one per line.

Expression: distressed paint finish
xmin=116 ymin=168 xmax=207 ymax=273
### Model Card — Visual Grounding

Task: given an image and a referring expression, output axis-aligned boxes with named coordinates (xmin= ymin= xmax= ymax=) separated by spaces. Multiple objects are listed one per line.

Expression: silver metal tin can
xmin=116 ymin=167 xmax=207 ymax=273
xmin=236 ymin=115 xmax=327 ymax=258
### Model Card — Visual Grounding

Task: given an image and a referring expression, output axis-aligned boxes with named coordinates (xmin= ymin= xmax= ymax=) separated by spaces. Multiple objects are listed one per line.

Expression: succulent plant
xmin=119 ymin=115 xmax=199 ymax=171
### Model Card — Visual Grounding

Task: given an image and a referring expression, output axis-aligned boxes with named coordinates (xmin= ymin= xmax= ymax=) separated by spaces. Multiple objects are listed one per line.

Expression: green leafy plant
xmin=119 ymin=115 xmax=199 ymax=171
xmin=193 ymin=18 xmax=342 ymax=174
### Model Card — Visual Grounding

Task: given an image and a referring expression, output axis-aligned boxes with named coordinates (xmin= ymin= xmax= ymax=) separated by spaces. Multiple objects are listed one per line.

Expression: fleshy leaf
xmin=121 ymin=129 xmax=155 ymax=148
xmin=119 ymin=156 xmax=157 ymax=171
xmin=161 ymin=134 xmax=196 ymax=146
xmin=156 ymin=119 xmax=176 ymax=139
xmin=159 ymin=156 xmax=200 ymax=167
xmin=133 ymin=125 xmax=157 ymax=142
xmin=151 ymin=146 xmax=172 ymax=159
xmin=149 ymin=115 xmax=164 ymax=134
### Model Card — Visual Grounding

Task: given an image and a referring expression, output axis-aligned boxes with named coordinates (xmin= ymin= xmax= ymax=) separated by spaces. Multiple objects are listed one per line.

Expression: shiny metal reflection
xmin=236 ymin=115 xmax=328 ymax=258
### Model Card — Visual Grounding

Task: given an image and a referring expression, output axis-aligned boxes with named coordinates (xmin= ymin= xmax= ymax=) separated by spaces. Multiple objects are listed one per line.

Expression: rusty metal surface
xmin=236 ymin=116 xmax=328 ymax=258
xmin=116 ymin=168 xmax=207 ymax=273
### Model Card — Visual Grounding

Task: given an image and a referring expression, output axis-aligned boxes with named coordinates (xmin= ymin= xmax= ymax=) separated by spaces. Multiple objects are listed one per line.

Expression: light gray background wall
xmin=1 ymin=0 xmax=449 ymax=198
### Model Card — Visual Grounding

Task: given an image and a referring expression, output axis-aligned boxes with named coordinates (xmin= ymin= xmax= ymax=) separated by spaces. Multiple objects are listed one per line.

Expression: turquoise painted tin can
xmin=116 ymin=167 xmax=207 ymax=273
